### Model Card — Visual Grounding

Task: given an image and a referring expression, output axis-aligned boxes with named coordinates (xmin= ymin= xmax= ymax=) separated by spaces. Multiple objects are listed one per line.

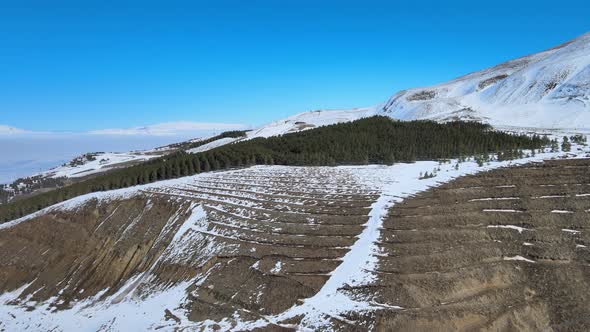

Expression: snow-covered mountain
xmin=229 ymin=32 xmax=590 ymax=134
xmin=380 ymin=32 xmax=590 ymax=129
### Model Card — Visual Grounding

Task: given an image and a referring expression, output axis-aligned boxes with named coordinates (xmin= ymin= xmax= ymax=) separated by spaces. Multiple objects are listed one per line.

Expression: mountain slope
xmin=380 ymin=32 xmax=590 ymax=128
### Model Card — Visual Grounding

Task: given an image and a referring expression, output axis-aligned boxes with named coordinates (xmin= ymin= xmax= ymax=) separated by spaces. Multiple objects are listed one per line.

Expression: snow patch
xmin=504 ymin=255 xmax=536 ymax=263
xmin=562 ymin=228 xmax=581 ymax=234
xmin=270 ymin=261 xmax=282 ymax=274
xmin=487 ymin=225 xmax=529 ymax=234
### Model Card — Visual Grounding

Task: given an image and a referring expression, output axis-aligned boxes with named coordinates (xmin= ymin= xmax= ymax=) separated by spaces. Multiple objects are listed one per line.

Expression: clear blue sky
xmin=1 ymin=0 xmax=588 ymax=131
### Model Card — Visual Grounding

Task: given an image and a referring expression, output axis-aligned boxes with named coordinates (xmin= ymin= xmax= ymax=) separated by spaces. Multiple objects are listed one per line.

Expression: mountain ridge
xmin=379 ymin=32 xmax=590 ymax=128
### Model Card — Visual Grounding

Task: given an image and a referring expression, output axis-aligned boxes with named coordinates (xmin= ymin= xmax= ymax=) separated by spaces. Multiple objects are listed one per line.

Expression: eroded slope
xmin=0 ymin=166 xmax=378 ymax=330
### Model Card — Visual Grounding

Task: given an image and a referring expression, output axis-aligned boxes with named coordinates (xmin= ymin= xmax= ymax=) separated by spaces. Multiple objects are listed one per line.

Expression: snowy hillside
xmin=183 ymin=108 xmax=377 ymax=154
xmin=39 ymin=152 xmax=160 ymax=179
xmin=245 ymin=107 xmax=377 ymax=139
xmin=380 ymin=32 xmax=590 ymax=129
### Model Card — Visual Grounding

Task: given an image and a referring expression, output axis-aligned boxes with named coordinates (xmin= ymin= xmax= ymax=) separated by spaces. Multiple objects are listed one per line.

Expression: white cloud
xmin=0 ymin=125 xmax=29 ymax=135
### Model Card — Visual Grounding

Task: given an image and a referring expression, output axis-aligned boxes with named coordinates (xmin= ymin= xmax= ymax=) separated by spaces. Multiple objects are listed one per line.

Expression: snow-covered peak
xmin=380 ymin=32 xmax=590 ymax=129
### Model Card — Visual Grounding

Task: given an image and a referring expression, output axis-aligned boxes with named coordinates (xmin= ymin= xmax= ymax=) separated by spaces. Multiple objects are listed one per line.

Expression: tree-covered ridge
xmin=237 ymin=118 xmax=548 ymax=165
xmin=0 ymin=117 xmax=549 ymax=222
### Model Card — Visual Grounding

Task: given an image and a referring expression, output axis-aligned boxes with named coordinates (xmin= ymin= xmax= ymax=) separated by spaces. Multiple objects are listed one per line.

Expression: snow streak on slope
xmin=186 ymin=137 xmax=239 ymax=154
xmin=381 ymin=32 xmax=590 ymax=129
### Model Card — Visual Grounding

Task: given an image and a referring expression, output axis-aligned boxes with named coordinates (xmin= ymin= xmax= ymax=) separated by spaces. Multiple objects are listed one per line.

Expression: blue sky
xmin=1 ymin=0 xmax=589 ymax=131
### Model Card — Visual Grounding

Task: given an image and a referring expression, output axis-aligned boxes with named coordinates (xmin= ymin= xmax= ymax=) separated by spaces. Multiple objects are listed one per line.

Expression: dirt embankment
xmin=0 ymin=196 xmax=189 ymax=308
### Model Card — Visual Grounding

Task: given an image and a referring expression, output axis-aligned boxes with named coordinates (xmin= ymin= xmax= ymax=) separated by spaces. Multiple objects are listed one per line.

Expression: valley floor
xmin=0 ymin=143 xmax=589 ymax=331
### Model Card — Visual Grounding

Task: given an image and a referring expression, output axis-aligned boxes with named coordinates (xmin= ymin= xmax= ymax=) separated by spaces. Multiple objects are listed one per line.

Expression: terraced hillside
xmin=347 ymin=158 xmax=590 ymax=331
xmin=2 ymin=151 xmax=590 ymax=331
xmin=0 ymin=166 xmax=379 ymax=330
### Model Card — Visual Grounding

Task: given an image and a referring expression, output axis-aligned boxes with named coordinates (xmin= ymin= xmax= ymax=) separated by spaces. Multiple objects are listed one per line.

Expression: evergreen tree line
xmin=0 ymin=116 xmax=550 ymax=222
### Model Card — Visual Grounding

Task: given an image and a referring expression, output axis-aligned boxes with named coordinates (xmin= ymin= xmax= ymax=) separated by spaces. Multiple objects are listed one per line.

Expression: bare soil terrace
xmin=346 ymin=158 xmax=590 ymax=331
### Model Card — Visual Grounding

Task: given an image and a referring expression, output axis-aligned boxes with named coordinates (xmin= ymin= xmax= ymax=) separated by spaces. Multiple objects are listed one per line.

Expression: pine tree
xmin=561 ymin=136 xmax=571 ymax=152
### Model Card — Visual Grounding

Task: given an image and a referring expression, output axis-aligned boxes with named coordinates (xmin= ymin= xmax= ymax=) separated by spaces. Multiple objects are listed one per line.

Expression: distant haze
xmin=0 ymin=130 xmax=235 ymax=184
